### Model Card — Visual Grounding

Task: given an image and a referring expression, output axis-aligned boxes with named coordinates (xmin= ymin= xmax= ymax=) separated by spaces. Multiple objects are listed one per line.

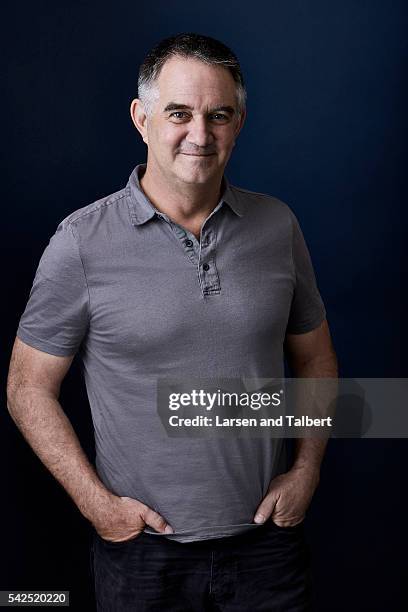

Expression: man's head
xmin=130 ymin=33 xmax=247 ymax=187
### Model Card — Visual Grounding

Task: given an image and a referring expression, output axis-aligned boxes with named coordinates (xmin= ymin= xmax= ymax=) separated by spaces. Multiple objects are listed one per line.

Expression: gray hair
xmin=137 ymin=33 xmax=247 ymax=117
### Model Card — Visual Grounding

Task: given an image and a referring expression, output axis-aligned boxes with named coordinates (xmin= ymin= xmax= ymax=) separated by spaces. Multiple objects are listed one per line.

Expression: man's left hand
xmin=253 ymin=465 xmax=320 ymax=527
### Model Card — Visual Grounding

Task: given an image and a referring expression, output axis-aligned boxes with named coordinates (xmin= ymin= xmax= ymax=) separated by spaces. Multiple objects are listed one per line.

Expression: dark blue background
xmin=2 ymin=1 xmax=407 ymax=610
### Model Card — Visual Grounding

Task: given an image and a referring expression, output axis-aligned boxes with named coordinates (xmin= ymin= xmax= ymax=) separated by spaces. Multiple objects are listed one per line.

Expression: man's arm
xmin=6 ymin=337 xmax=173 ymax=541
xmin=284 ymin=317 xmax=338 ymax=476
xmin=253 ymin=318 xmax=338 ymax=526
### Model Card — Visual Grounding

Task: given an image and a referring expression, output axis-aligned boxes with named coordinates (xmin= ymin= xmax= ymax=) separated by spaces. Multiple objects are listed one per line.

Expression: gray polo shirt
xmin=16 ymin=163 xmax=326 ymax=543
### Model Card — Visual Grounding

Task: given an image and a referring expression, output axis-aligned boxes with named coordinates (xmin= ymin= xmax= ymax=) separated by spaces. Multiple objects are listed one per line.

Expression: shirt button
xmin=203 ymin=263 xmax=210 ymax=271
xmin=185 ymin=239 xmax=193 ymax=247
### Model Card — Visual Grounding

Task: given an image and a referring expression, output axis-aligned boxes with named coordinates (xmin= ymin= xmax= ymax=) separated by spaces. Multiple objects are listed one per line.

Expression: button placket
xmin=198 ymin=228 xmax=221 ymax=296
xmin=169 ymin=221 xmax=199 ymax=265
xmin=155 ymin=207 xmax=222 ymax=296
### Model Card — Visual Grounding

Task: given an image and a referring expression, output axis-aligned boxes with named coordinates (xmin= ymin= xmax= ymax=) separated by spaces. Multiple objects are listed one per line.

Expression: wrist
xmin=79 ymin=483 xmax=117 ymax=524
xmin=290 ymin=462 xmax=321 ymax=485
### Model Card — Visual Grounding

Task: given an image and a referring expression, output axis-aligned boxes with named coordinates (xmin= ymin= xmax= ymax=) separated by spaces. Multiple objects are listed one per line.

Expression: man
xmin=7 ymin=33 xmax=337 ymax=611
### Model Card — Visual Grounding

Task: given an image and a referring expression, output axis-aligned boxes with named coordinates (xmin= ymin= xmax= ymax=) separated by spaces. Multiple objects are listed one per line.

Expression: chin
xmin=174 ymin=159 xmax=219 ymax=184
xmin=179 ymin=171 xmax=214 ymax=185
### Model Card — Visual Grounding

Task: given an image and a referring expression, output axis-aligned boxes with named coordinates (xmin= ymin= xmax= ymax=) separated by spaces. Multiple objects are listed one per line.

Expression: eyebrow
xmin=163 ymin=103 xmax=236 ymax=115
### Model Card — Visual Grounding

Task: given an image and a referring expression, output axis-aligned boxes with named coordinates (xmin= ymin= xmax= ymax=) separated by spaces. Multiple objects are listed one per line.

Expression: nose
xmin=186 ymin=116 xmax=214 ymax=149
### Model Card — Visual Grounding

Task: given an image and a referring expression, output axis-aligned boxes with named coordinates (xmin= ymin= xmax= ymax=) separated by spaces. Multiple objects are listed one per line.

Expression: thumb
xmin=142 ymin=506 xmax=174 ymax=534
xmin=253 ymin=492 xmax=278 ymax=524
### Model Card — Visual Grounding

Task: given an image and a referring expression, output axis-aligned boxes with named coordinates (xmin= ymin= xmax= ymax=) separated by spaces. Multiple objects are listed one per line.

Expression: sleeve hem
xmin=16 ymin=326 xmax=78 ymax=357
xmin=285 ymin=309 xmax=327 ymax=335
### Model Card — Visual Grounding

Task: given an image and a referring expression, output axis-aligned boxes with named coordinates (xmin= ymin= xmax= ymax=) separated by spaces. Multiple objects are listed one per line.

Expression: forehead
xmin=155 ymin=56 xmax=237 ymax=103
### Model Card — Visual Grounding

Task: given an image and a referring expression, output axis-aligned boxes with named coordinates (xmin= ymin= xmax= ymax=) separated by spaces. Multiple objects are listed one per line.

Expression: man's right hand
xmin=91 ymin=494 xmax=174 ymax=543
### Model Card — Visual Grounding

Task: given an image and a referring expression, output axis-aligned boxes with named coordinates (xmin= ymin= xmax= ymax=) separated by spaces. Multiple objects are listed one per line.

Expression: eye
xmin=210 ymin=114 xmax=228 ymax=121
xmin=169 ymin=111 xmax=189 ymax=120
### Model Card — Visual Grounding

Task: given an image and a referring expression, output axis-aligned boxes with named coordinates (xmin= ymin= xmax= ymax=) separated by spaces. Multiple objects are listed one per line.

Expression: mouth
xmin=179 ymin=152 xmax=216 ymax=157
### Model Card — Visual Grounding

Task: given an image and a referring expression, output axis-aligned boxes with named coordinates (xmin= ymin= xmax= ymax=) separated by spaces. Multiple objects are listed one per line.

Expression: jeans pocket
xmin=96 ymin=531 xmax=144 ymax=547
xmin=269 ymin=519 xmax=304 ymax=532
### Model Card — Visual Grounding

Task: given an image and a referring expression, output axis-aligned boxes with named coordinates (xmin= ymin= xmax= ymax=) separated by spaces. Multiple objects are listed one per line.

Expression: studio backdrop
xmin=2 ymin=1 xmax=407 ymax=611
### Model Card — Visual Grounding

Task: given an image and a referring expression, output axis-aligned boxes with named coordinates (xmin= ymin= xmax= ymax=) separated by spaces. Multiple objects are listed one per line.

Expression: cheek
xmin=217 ymin=129 xmax=236 ymax=149
xmin=156 ymin=124 xmax=186 ymax=149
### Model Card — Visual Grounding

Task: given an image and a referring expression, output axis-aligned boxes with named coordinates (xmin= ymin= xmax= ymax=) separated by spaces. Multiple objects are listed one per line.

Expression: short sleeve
xmin=16 ymin=222 xmax=90 ymax=356
xmin=286 ymin=210 xmax=326 ymax=334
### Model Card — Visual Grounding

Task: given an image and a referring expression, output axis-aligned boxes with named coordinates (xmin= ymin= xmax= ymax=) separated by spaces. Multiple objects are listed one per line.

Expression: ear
xmin=130 ymin=98 xmax=149 ymax=144
xmin=234 ymin=107 xmax=246 ymax=139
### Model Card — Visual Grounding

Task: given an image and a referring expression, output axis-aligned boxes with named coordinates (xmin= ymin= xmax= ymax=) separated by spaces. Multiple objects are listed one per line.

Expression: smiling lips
xmin=179 ymin=152 xmax=216 ymax=157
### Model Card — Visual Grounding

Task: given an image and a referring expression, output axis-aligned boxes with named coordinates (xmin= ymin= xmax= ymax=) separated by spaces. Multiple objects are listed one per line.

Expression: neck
xmin=139 ymin=160 xmax=224 ymax=225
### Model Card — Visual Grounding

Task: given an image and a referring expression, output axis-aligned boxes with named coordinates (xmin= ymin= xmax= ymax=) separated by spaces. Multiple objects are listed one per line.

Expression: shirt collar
xmin=127 ymin=163 xmax=245 ymax=226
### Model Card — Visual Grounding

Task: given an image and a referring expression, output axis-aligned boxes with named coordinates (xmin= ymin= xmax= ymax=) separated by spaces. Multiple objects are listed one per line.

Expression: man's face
xmin=132 ymin=56 xmax=246 ymax=186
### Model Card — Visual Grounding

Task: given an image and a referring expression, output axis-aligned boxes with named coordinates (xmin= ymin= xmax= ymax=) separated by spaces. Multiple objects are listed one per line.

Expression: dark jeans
xmin=90 ymin=519 xmax=313 ymax=611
